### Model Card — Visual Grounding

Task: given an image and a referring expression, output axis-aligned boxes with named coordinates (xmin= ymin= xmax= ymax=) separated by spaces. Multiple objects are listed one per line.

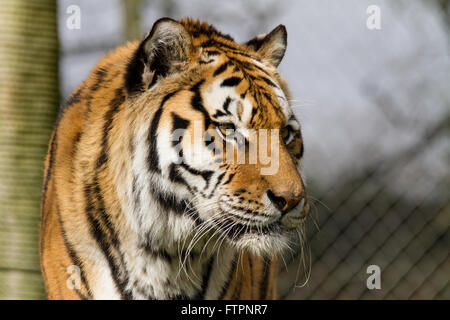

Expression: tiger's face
xmin=125 ymin=18 xmax=308 ymax=256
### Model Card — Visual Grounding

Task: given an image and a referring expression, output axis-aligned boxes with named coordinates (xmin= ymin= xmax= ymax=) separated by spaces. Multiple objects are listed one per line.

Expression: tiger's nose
xmin=267 ymin=190 xmax=304 ymax=214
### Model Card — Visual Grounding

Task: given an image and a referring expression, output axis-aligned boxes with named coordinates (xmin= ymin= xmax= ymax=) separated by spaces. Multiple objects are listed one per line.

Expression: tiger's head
xmin=124 ymin=18 xmax=309 ymax=256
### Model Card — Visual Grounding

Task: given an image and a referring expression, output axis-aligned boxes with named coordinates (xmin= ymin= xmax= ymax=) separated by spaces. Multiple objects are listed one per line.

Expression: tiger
xmin=40 ymin=17 xmax=309 ymax=300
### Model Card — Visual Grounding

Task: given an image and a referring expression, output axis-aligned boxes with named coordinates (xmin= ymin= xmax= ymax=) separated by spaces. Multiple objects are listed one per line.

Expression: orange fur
xmin=40 ymin=18 xmax=306 ymax=300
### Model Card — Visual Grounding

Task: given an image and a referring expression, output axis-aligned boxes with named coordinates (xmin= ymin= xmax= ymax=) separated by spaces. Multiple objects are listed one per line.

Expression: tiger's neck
xmin=101 ymin=226 xmax=238 ymax=300
xmin=91 ymin=169 xmax=238 ymax=299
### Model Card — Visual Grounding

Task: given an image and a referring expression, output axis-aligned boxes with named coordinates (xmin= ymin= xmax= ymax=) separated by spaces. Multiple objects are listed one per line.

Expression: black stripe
xmin=205 ymin=50 xmax=220 ymax=56
xmin=190 ymin=80 xmax=212 ymax=131
xmin=84 ymin=182 xmax=132 ymax=300
xmin=96 ymin=88 xmax=125 ymax=168
xmin=65 ymin=87 xmax=83 ymax=108
xmin=56 ymin=203 xmax=92 ymax=299
xmin=90 ymin=67 xmax=109 ymax=93
xmin=194 ymin=257 xmax=215 ymax=299
xmin=212 ymin=109 xmax=227 ymax=118
xmin=294 ymin=131 xmax=305 ymax=159
xmin=248 ymin=254 xmax=253 ymax=296
xmin=249 ymin=105 xmax=258 ymax=124
xmin=140 ymin=243 xmax=173 ymax=263
xmin=190 ymin=27 xmax=234 ymax=42
xmin=200 ymin=39 xmax=237 ymax=51
xmin=41 ymin=131 xmax=56 ymax=211
xmin=202 ymin=40 xmax=259 ymax=61
xmin=213 ymin=61 xmax=231 ymax=77
xmin=84 ymin=184 xmax=121 ymax=298
xmin=222 ymin=172 xmax=235 ymax=185
xmin=230 ymin=49 xmax=257 ymax=59
xmin=148 ymin=91 xmax=177 ymax=172
xmin=222 ymin=97 xmax=232 ymax=114
xmin=259 ymin=260 xmax=270 ymax=299
xmin=250 ymin=62 xmax=271 ymax=77
xmin=149 ymin=181 xmax=194 ymax=216
xmin=42 ymin=83 xmax=84 ymax=210
xmin=91 ymin=88 xmax=133 ymax=302
xmin=131 ymin=173 xmax=141 ymax=210
xmin=179 ymin=163 xmax=214 ymax=189
xmin=171 ymin=113 xmax=190 ymax=132
xmin=129 ymin=133 xmax=143 ymax=214
xmin=221 ymin=77 xmax=242 ymax=87
xmin=171 ymin=113 xmax=190 ymax=164
xmin=168 ymin=163 xmax=188 ymax=187
xmin=59 ymin=130 xmax=92 ymax=299
xmin=259 ymin=77 xmax=278 ymax=88
xmin=236 ymin=59 xmax=271 ymax=77
xmin=125 ymin=40 xmax=149 ymax=94
xmin=208 ymin=172 xmax=225 ymax=198
xmin=218 ymin=256 xmax=237 ymax=299
xmin=262 ymin=91 xmax=274 ymax=105
xmin=42 ymin=97 xmax=92 ymax=298
xmin=205 ymin=130 xmax=216 ymax=152
xmin=91 ymin=179 xmax=121 ymax=247
xmin=147 ymin=105 xmax=164 ymax=172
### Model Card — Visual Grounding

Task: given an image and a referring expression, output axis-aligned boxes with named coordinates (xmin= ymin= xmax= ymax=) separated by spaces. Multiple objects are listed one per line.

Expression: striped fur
xmin=40 ymin=18 xmax=308 ymax=300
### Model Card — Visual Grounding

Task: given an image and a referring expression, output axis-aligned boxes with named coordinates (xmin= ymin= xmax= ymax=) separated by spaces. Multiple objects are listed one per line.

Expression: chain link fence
xmin=278 ymin=131 xmax=449 ymax=299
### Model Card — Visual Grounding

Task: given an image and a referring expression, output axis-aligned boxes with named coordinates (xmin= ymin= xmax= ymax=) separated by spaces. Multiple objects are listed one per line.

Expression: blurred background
xmin=0 ymin=0 xmax=448 ymax=299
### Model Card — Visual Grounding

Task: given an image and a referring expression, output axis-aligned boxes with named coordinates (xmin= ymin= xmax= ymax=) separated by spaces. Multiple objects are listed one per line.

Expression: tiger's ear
xmin=125 ymin=18 xmax=194 ymax=94
xmin=245 ymin=25 xmax=287 ymax=67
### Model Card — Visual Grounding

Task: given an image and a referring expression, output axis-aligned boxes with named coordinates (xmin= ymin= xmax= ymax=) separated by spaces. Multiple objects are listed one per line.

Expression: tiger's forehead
xmin=200 ymin=51 xmax=290 ymax=129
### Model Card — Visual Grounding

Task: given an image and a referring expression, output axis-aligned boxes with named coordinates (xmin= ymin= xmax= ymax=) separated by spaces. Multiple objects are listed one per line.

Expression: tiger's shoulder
xmin=40 ymin=41 xmax=141 ymax=299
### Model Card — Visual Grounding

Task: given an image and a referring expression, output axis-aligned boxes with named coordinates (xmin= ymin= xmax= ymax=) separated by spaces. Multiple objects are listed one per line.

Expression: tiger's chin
xmin=232 ymin=233 xmax=291 ymax=257
xmin=205 ymin=210 xmax=305 ymax=256
xmin=225 ymin=224 xmax=296 ymax=257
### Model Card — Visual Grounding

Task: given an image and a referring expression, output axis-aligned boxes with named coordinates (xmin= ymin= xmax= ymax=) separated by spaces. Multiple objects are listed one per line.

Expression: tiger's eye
xmin=281 ymin=127 xmax=290 ymax=141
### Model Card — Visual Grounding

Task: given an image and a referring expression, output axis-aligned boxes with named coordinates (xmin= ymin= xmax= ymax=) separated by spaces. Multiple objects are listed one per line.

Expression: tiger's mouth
xmin=206 ymin=210 xmax=302 ymax=255
xmin=215 ymin=200 xmax=306 ymax=235
xmin=214 ymin=215 xmax=283 ymax=239
xmin=193 ymin=198 xmax=307 ymax=255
